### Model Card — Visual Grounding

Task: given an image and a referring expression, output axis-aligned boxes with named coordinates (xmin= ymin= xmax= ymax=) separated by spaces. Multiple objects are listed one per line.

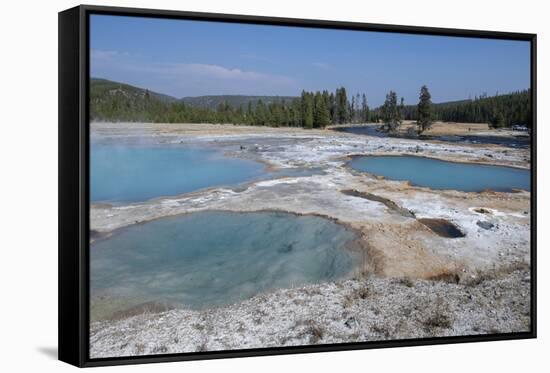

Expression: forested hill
xmin=398 ymin=90 xmax=532 ymax=127
xmin=91 ymin=78 xmax=178 ymax=103
xmin=180 ymin=95 xmax=296 ymax=110
xmin=90 ymin=78 xmax=360 ymax=127
xmin=90 ymin=78 xmax=296 ymax=122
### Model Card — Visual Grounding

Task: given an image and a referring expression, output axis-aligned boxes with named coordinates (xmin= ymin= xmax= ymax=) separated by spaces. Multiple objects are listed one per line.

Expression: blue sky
xmin=90 ymin=14 xmax=530 ymax=107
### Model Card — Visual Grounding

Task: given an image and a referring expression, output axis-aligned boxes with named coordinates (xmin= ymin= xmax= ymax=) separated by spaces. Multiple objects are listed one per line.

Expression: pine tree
xmin=329 ymin=92 xmax=336 ymax=123
xmin=322 ymin=90 xmax=331 ymax=123
xmin=490 ymin=111 xmax=505 ymax=128
xmin=291 ymin=99 xmax=301 ymax=127
xmin=381 ymin=91 xmax=401 ymax=132
xmin=399 ymin=97 xmax=405 ymax=123
xmin=235 ymin=104 xmax=244 ymax=125
xmin=355 ymin=93 xmax=361 ymax=122
xmin=304 ymin=93 xmax=314 ymax=129
xmin=314 ymin=91 xmax=330 ymax=128
xmin=255 ymin=100 xmax=266 ymax=126
xmin=270 ymin=102 xmax=282 ymax=127
xmin=246 ymin=101 xmax=254 ymax=125
xmin=361 ymin=94 xmax=369 ymax=122
xmin=350 ymin=96 xmax=356 ymax=122
xmin=416 ymin=85 xmax=433 ymax=134
xmin=335 ymin=87 xmax=349 ymax=124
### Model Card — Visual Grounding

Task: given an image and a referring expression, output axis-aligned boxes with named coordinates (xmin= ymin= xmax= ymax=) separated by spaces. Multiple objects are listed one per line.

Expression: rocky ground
xmin=89 ymin=122 xmax=532 ymax=358
xmin=90 ymin=265 xmax=530 ymax=358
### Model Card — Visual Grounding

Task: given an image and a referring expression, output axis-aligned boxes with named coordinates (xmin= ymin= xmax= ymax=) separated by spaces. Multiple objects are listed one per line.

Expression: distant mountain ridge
xmin=179 ymin=95 xmax=297 ymax=110
xmin=91 ymin=78 xmax=178 ymax=103
xmin=91 ymin=78 xmax=296 ymax=110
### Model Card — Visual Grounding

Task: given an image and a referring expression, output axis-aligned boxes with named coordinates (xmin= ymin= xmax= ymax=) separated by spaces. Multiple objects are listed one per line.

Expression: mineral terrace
xmin=89 ymin=122 xmax=531 ymax=358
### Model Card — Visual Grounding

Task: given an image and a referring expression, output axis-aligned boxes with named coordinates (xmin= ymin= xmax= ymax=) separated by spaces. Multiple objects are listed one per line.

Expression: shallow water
xmin=90 ymin=211 xmax=358 ymax=313
xmin=349 ymin=155 xmax=530 ymax=192
xmin=334 ymin=125 xmax=530 ymax=148
xmin=91 ymin=143 xmax=266 ymax=202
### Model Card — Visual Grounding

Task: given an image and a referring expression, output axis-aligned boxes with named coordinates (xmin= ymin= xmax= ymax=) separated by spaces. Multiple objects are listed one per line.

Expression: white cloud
xmin=312 ymin=62 xmax=330 ymax=69
xmin=91 ymin=51 xmax=298 ymax=97
xmin=152 ymin=63 xmax=294 ymax=84
xmin=91 ymin=49 xmax=127 ymax=61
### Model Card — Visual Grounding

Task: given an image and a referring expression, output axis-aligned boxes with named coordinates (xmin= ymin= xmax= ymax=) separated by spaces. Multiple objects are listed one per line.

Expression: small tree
xmin=381 ymin=91 xmax=401 ymax=132
xmin=361 ymin=94 xmax=369 ymax=122
xmin=417 ymin=85 xmax=433 ymax=134
xmin=490 ymin=111 xmax=505 ymax=128
xmin=350 ymin=95 xmax=356 ymax=123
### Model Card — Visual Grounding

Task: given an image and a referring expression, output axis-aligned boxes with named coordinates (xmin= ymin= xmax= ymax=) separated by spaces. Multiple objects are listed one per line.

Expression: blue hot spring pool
xmin=91 ymin=142 xmax=266 ymax=203
xmin=349 ymin=155 xmax=530 ymax=192
xmin=90 ymin=211 xmax=359 ymax=310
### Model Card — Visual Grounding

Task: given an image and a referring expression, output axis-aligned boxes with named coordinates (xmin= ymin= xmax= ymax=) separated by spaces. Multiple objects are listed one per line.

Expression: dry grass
xmin=343 ymin=282 xmax=371 ymax=308
xmin=427 ymin=271 xmax=461 ymax=284
xmin=398 ymin=277 xmax=414 ymax=287
xmin=422 ymin=297 xmax=452 ymax=332
xmin=370 ymin=323 xmax=390 ymax=338
xmin=355 ymin=286 xmax=370 ymax=299
xmin=134 ymin=343 xmax=145 ymax=355
xmin=109 ymin=301 xmax=173 ymax=321
xmin=423 ymin=312 xmax=452 ymax=330
xmin=465 ymin=261 xmax=530 ymax=286
xmin=305 ymin=321 xmax=325 ymax=344
xmin=286 ymin=320 xmax=326 ymax=345
xmin=423 ymin=264 xmax=462 ymax=284
xmin=397 ymin=120 xmax=491 ymax=136
xmin=197 ymin=341 xmax=208 ymax=352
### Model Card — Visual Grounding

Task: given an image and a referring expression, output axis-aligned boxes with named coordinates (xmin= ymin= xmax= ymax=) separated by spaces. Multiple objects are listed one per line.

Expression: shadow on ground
xmin=37 ymin=346 xmax=57 ymax=360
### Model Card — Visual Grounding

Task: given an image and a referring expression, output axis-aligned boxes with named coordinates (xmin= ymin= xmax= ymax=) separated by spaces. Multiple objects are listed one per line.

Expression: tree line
xmin=91 ymin=80 xmax=530 ymax=131
xmin=91 ymin=84 xmax=371 ymax=128
xmin=397 ymin=89 xmax=531 ymax=129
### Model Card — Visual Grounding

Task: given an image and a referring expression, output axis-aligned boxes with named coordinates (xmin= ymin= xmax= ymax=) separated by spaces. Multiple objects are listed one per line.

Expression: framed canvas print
xmin=58 ymin=4 xmax=536 ymax=367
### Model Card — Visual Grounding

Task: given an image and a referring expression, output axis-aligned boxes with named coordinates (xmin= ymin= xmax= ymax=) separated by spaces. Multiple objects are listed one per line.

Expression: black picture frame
xmin=58 ymin=4 xmax=537 ymax=368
